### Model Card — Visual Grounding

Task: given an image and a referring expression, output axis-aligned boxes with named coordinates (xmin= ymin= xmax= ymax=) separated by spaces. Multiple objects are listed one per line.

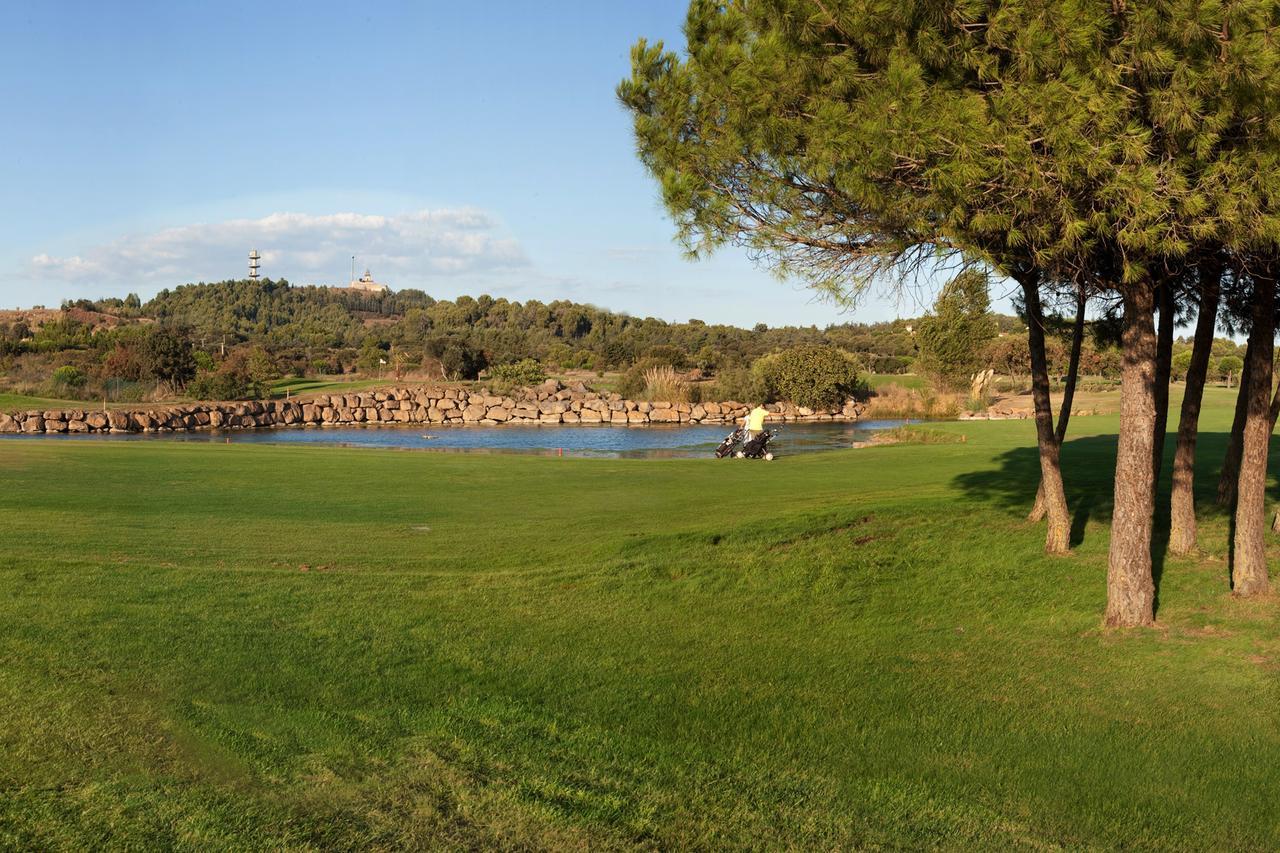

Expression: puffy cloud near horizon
xmin=29 ymin=209 xmax=528 ymax=289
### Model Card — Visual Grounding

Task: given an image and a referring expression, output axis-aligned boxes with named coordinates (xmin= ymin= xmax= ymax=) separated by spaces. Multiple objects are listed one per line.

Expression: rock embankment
xmin=0 ymin=379 xmax=864 ymax=435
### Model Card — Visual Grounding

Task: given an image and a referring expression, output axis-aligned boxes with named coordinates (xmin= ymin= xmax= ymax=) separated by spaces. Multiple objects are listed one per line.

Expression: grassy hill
xmin=0 ymin=396 xmax=1277 ymax=848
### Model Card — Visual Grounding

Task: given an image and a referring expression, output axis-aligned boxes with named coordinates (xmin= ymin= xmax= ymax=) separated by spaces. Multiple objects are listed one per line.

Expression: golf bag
xmin=739 ymin=429 xmax=776 ymax=460
xmin=715 ymin=427 xmax=745 ymax=458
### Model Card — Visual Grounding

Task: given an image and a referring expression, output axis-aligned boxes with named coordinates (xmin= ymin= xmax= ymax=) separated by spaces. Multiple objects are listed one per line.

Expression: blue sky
xmin=0 ymin=1 xmax=982 ymax=326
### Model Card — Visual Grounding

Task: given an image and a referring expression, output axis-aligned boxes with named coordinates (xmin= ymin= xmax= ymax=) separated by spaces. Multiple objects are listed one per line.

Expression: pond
xmin=1 ymin=419 xmax=912 ymax=459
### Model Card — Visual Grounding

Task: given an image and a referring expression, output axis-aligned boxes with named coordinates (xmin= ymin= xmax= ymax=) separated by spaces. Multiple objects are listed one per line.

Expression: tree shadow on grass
xmin=951 ymin=431 xmax=1243 ymax=615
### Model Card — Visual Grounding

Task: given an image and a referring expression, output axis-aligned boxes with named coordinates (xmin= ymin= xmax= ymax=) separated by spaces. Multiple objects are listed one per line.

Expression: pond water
xmin=2 ymin=419 xmax=912 ymax=459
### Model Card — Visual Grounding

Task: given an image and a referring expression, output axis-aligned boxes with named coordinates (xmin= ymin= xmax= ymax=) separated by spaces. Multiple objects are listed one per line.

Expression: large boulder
xmin=462 ymin=404 xmax=486 ymax=422
xmin=650 ymin=408 xmax=679 ymax=423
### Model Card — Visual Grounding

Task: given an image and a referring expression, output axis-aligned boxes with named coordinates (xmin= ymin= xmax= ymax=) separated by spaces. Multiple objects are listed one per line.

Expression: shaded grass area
xmin=1 ymin=401 xmax=1279 ymax=848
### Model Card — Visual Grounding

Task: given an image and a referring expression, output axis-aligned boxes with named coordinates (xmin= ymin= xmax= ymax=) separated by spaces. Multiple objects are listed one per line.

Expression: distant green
xmin=865 ymin=372 xmax=928 ymax=391
xmin=0 ymin=392 xmax=101 ymax=412
xmin=0 ymin=391 xmax=1277 ymax=848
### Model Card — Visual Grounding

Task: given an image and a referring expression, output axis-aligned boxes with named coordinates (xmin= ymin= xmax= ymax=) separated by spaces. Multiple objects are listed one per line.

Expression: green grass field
xmin=268 ymin=376 xmax=402 ymax=399
xmin=865 ymin=371 xmax=929 ymax=391
xmin=1 ymin=390 xmax=1277 ymax=848
xmin=0 ymin=392 xmax=105 ymax=412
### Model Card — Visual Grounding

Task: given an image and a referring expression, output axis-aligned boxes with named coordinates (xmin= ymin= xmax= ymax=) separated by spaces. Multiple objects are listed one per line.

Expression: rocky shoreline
xmin=0 ymin=379 xmax=865 ymax=435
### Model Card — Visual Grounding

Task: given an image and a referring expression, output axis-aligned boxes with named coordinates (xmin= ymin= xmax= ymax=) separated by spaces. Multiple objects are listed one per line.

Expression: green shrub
xmin=705 ymin=367 xmax=765 ymax=403
xmin=51 ymin=365 xmax=86 ymax=390
xmin=643 ymin=345 xmax=687 ymax=368
xmin=489 ymin=358 xmax=546 ymax=387
xmin=188 ymin=370 xmax=251 ymax=401
xmin=186 ymin=347 xmax=277 ymax=401
xmin=751 ymin=346 xmax=865 ymax=409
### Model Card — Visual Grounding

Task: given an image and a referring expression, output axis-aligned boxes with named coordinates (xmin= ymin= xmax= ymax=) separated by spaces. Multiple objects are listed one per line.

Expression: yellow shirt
xmin=747 ymin=407 xmax=768 ymax=432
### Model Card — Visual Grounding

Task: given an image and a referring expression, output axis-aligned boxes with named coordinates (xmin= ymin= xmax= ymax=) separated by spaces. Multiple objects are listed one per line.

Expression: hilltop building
xmin=347 ymin=270 xmax=389 ymax=293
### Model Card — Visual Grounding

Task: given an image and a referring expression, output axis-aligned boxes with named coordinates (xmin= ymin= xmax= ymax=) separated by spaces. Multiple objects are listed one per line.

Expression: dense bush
xmin=51 ymin=365 xmax=86 ymax=389
xmin=488 ymin=358 xmax=546 ymax=387
xmin=186 ymin=347 xmax=278 ymax=401
xmin=140 ymin=326 xmax=196 ymax=391
xmin=1217 ymin=355 xmax=1243 ymax=384
xmin=752 ymin=346 xmax=864 ymax=409
xmin=703 ymin=367 xmax=765 ymax=403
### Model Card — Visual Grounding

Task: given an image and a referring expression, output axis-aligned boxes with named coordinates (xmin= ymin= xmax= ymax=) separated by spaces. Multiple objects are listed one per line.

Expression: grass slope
xmin=1 ymin=394 xmax=1278 ymax=848
xmin=0 ymin=392 xmax=106 ymax=412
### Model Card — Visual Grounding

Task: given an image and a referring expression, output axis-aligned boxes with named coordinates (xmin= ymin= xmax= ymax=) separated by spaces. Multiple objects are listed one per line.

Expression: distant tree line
xmin=29 ymin=278 xmax=1030 ymax=383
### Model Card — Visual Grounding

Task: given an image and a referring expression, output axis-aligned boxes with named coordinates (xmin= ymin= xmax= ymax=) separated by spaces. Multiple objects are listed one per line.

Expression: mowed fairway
xmin=2 ymin=392 xmax=1279 ymax=849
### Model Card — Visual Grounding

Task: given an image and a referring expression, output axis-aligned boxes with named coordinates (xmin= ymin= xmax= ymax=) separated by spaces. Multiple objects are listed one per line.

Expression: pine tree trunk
xmin=1151 ymin=280 xmax=1175 ymax=485
xmin=1021 ymin=274 xmax=1071 ymax=552
xmin=1217 ymin=340 xmax=1254 ymax=507
xmin=1106 ymin=280 xmax=1158 ymax=627
xmin=1169 ymin=261 xmax=1221 ymax=556
xmin=1027 ymin=288 xmax=1086 ymax=523
xmin=1232 ymin=281 xmax=1274 ymax=596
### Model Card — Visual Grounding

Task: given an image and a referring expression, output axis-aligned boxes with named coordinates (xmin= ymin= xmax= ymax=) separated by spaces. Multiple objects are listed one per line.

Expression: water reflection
xmin=3 ymin=419 xmax=911 ymax=458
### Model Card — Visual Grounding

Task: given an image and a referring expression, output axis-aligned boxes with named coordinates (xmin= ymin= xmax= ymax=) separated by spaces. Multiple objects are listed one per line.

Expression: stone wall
xmin=0 ymin=379 xmax=864 ymax=435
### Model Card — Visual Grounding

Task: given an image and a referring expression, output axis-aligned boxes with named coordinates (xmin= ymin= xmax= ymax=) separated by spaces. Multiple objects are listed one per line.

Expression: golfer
xmin=743 ymin=403 xmax=772 ymax=441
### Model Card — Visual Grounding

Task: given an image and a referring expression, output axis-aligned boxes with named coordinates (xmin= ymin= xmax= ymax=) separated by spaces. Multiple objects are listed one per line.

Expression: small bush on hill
xmin=752 ymin=346 xmax=865 ymax=409
xmin=51 ymin=365 xmax=86 ymax=389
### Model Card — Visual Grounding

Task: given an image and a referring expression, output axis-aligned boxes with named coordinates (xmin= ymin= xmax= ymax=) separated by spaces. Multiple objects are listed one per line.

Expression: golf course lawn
xmin=2 ymin=389 xmax=1278 ymax=849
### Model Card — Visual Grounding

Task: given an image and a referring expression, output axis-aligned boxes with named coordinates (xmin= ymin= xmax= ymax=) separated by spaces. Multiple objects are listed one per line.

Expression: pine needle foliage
xmin=618 ymin=0 xmax=1280 ymax=291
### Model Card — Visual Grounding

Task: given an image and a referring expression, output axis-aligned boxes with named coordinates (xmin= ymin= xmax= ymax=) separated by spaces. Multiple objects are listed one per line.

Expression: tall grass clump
xmin=642 ymin=365 xmax=690 ymax=402
xmin=864 ymin=382 xmax=963 ymax=419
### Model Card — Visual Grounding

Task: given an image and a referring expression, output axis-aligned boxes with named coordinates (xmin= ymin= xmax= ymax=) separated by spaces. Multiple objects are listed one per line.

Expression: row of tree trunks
xmin=1027 ymin=286 xmax=1087 ymax=524
xmin=1169 ymin=260 xmax=1222 ymax=555
xmin=1106 ymin=278 xmax=1158 ymax=627
xmin=1231 ymin=277 xmax=1275 ymax=596
xmin=1019 ymin=273 xmax=1071 ymax=553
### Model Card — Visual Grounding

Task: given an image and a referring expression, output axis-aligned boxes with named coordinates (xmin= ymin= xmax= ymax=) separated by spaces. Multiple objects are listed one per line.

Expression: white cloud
xmin=29 ymin=208 xmax=528 ymax=288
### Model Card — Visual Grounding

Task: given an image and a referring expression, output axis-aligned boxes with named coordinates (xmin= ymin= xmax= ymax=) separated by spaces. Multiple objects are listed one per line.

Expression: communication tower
xmin=249 ymin=249 xmax=261 ymax=280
